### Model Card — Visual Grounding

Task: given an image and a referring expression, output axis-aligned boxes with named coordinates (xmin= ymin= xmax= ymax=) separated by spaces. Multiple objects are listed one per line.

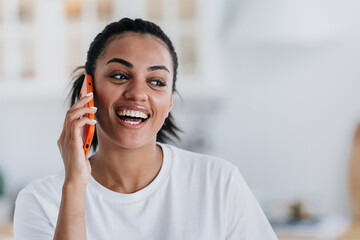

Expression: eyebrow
xmin=147 ymin=65 xmax=170 ymax=73
xmin=106 ymin=58 xmax=170 ymax=73
xmin=106 ymin=58 xmax=133 ymax=68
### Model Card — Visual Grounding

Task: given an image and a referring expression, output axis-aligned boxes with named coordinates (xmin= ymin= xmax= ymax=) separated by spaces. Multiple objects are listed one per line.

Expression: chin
xmin=115 ymin=134 xmax=157 ymax=150
xmin=96 ymin=121 xmax=159 ymax=150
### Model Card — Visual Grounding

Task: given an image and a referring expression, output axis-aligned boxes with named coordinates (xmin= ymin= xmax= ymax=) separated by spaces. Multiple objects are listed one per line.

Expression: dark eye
xmin=150 ymin=80 xmax=166 ymax=87
xmin=111 ymin=73 xmax=128 ymax=80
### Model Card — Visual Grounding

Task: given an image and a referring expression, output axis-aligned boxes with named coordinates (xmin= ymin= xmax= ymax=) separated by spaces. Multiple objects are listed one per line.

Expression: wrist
xmin=62 ymin=180 xmax=88 ymax=194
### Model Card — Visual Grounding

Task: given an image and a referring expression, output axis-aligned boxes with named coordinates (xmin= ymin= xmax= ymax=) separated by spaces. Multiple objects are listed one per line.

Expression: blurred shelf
xmin=274 ymin=215 xmax=351 ymax=240
xmin=0 ymin=222 xmax=13 ymax=240
xmin=0 ymin=0 xmax=223 ymax=100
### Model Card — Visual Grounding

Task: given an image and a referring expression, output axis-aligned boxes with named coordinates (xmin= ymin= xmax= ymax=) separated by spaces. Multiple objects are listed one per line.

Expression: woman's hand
xmin=57 ymin=92 xmax=97 ymax=187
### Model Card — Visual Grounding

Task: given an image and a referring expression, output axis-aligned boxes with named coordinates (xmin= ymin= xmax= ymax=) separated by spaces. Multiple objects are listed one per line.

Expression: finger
xmin=64 ymin=92 xmax=94 ymax=128
xmin=70 ymin=92 xmax=94 ymax=112
xmin=63 ymin=105 xmax=97 ymax=144
xmin=70 ymin=117 xmax=97 ymax=143
xmin=66 ymin=106 xmax=97 ymax=123
xmin=64 ymin=105 xmax=97 ymax=133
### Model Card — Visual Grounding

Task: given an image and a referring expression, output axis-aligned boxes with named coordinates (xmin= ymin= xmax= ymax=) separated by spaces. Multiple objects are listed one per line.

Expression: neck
xmin=89 ymin=139 xmax=163 ymax=194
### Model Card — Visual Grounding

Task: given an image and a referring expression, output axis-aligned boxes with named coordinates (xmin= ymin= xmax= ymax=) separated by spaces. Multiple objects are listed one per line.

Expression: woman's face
xmin=93 ymin=32 xmax=173 ymax=149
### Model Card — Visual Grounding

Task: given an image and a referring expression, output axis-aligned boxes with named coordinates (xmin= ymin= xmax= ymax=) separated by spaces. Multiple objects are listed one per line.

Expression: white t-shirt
xmin=14 ymin=143 xmax=278 ymax=240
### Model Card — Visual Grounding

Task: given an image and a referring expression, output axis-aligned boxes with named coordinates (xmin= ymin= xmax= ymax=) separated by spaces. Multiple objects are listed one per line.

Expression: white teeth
xmin=124 ymin=120 xmax=140 ymax=125
xmin=117 ymin=110 xmax=148 ymax=119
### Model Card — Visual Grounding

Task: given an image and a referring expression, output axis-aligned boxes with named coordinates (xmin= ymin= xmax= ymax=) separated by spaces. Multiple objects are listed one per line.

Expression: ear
xmin=167 ymin=97 xmax=173 ymax=118
xmin=169 ymin=96 xmax=173 ymax=112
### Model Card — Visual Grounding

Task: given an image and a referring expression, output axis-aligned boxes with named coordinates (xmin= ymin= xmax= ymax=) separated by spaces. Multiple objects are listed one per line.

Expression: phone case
xmin=79 ymin=74 xmax=95 ymax=159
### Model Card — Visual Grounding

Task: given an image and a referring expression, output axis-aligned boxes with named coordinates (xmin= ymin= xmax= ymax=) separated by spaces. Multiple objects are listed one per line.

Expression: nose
xmin=123 ymin=79 xmax=148 ymax=102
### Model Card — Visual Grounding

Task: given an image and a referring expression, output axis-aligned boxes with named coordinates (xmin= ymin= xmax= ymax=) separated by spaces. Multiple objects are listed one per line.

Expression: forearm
xmin=54 ymin=182 xmax=87 ymax=240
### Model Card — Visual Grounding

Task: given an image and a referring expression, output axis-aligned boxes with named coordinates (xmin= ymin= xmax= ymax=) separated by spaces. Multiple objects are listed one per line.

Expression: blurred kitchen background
xmin=1 ymin=0 xmax=360 ymax=239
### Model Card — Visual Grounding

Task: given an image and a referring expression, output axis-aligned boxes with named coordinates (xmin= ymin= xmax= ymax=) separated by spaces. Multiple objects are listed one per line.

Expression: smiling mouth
xmin=116 ymin=110 xmax=149 ymax=125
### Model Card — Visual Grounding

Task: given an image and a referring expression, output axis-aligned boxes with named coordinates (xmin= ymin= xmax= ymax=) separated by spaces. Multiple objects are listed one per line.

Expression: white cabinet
xmin=0 ymin=0 xmax=223 ymax=99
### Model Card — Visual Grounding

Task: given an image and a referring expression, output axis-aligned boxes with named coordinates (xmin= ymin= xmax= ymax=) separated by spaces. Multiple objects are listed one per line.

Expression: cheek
xmin=93 ymin=90 xmax=106 ymax=111
xmin=94 ymin=81 xmax=118 ymax=107
xmin=93 ymin=86 xmax=117 ymax=120
xmin=153 ymin=95 xmax=172 ymax=118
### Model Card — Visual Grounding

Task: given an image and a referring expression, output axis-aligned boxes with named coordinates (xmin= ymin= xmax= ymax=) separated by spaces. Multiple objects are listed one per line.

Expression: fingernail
xmin=90 ymin=107 xmax=97 ymax=110
xmin=91 ymin=119 xmax=97 ymax=123
xmin=85 ymin=92 xmax=93 ymax=97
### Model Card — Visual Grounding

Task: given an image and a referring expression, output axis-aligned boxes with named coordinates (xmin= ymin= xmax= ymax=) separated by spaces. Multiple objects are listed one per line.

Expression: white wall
xmin=210 ymin=0 xmax=360 ymax=215
xmin=0 ymin=95 xmax=67 ymax=198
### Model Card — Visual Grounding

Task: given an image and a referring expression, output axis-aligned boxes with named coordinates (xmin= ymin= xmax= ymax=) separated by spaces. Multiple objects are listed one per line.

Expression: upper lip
xmin=115 ymin=104 xmax=151 ymax=117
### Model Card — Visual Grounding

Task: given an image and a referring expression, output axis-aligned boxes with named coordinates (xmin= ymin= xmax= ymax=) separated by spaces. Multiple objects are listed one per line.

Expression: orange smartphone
xmin=79 ymin=73 xmax=95 ymax=159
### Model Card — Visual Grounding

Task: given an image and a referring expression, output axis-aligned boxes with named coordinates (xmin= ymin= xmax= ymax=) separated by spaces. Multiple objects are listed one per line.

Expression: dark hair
xmin=69 ymin=18 xmax=181 ymax=151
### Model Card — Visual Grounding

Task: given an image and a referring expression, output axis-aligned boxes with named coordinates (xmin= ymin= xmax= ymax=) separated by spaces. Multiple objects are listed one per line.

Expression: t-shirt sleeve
xmin=225 ymin=168 xmax=278 ymax=240
xmin=13 ymin=191 xmax=55 ymax=240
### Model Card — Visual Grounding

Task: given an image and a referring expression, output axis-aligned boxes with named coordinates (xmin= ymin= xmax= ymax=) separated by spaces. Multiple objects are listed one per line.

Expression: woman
xmin=14 ymin=18 xmax=278 ymax=239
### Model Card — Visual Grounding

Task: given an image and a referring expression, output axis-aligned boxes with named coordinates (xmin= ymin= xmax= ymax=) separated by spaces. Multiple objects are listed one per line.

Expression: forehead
xmin=99 ymin=33 xmax=172 ymax=70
